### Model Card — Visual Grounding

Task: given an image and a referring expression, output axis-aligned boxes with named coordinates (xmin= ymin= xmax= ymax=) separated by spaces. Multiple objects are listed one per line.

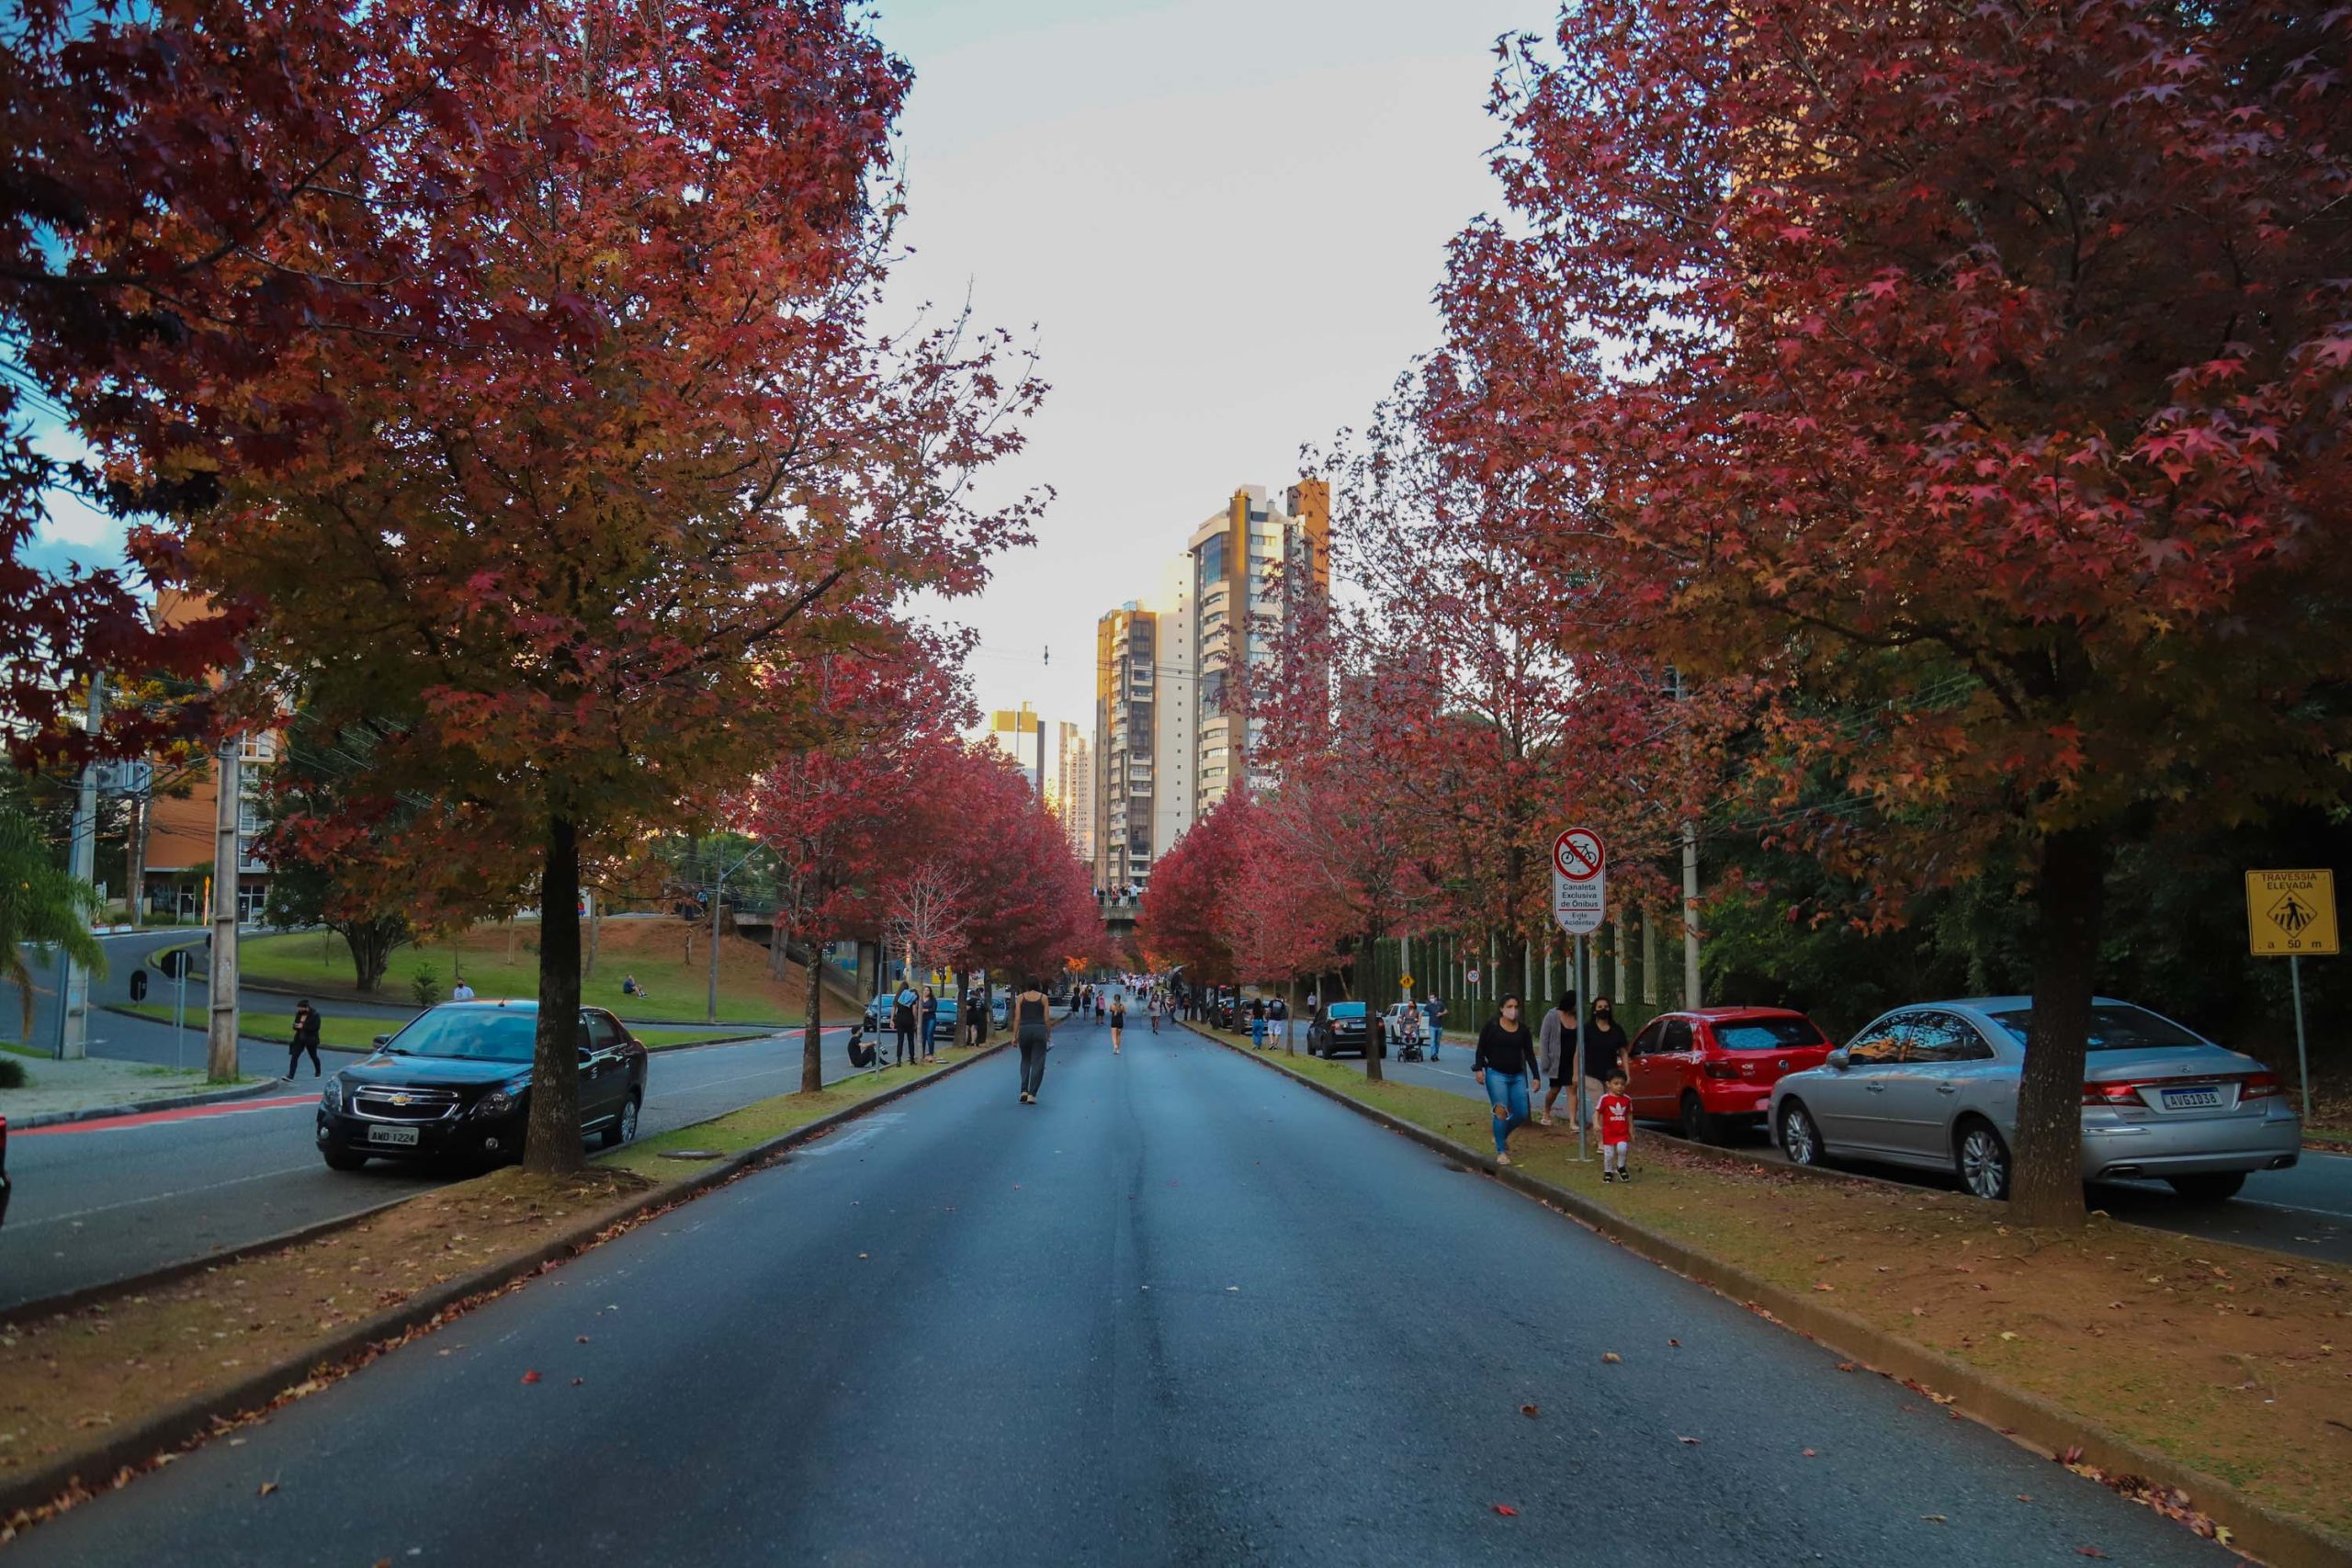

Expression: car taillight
xmin=2082 ymin=1079 xmax=2152 ymax=1106
xmin=2241 ymin=1072 xmax=2281 ymax=1101
xmin=1702 ymin=1061 xmax=1742 ymax=1079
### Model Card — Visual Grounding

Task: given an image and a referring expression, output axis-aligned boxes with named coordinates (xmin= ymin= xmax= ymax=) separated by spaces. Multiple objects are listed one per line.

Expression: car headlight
xmin=321 ymin=1077 xmax=343 ymax=1113
xmin=471 ymin=1089 xmax=516 ymax=1119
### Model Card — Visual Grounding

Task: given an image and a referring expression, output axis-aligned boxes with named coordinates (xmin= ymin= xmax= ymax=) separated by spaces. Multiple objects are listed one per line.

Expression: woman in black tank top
xmin=1014 ymin=981 xmax=1052 ymax=1103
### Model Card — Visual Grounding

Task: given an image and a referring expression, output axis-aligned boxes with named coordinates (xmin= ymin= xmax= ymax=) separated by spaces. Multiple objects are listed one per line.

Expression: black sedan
xmin=1307 ymin=1001 xmax=1385 ymax=1059
xmin=315 ymin=1000 xmax=647 ymax=1171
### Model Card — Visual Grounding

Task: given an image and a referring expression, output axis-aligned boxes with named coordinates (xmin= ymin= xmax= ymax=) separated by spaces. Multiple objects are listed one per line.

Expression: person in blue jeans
xmin=919 ymin=984 xmax=939 ymax=1063
xmin=1472 ymin=995 xmax=1539 ymax=1166
xmin=1424 ymin=994 xmax=1445 ymax=1061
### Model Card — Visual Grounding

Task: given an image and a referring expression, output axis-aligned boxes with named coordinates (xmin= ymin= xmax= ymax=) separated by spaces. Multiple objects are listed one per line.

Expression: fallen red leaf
xmin=1678 ymin=1436 xmax=1702 ymax=1446
xmin=1600 ymin=1352 xmax=1623 ymax=1364
xmin=1802 ymin=1449 xmax=1817 ymax=1458
xmin=520 ymin=1370 xmax=542 ymax=1385
xmin=575 ymin=1336 xmax=591 ymax=1344
xmin=2075 ymin=1550 xmax=2109 ymax=1560
xmin=1668 ymin=1337 xmax=1680 ymax=1348
xmin=1492 ymin=1505 xmax=1519 ymax=1517
xmin=1520 ymin=1404 xmax=1540 ymax=1417
xmin=571 ymin=1377 xmax=584 ymax=1387
xmin=1835 ymin=1362 xmax=1858 ymax=1372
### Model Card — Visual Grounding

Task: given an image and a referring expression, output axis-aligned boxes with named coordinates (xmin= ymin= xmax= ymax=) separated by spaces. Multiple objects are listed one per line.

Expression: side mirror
xmin=1826 ymin=1048 xmax=1850 ymax=1070
xmin=371 ymin=1033 xmax=390 ymax=1047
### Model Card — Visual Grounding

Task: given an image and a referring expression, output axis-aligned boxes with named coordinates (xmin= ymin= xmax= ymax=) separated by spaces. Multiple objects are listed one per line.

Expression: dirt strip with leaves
xmin=0 ymin=1047 xmax=989 ymax=1541
xmin=1201 ymin=1030 xmax=2352 ymax=1546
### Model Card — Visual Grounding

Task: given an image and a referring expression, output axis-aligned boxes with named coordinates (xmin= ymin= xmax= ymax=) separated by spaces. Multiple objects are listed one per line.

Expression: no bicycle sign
xmin=1552 ymin=828 xmax=1606 ymax=935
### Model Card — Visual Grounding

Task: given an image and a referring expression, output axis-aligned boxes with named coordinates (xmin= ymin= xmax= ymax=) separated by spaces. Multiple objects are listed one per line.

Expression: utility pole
xmin=1680 ymin=823 xmax=1702 ymax=1008
xmin=707 ymin=864 xmax=725 ymax=1026
xmin=206 ymin=736 xmax=243 ymax=1082
xmin=56 ymin=673 xmax=106 ymax=1059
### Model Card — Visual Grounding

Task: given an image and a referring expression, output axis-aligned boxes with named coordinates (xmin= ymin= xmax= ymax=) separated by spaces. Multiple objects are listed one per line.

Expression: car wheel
xmin=1956 ymin=1119 xmax=2011 ymax=1201
xmin=323 ymin=1147 xmax=369 ymax=1172
xmin=1679 ymin=1092 xmax=1713 ymax=1145
xmin=599 ymin=1092 xmax=641 ymax=1150
xmin=2165 ymin=1171 xmax=2246 ymax=1203
xmin=1778 ymin=1100 xmax=1822 ymax=1167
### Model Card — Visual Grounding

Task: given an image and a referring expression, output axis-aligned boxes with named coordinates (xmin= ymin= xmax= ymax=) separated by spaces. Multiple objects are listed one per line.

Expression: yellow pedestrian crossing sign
xmin=2246 ymin=870 xmax=2338 ymax=956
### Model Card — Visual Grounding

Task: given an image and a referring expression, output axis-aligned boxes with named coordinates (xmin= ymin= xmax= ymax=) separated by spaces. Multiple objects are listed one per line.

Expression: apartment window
xmin=1198 ymin=536 xmax=1224 ymax=586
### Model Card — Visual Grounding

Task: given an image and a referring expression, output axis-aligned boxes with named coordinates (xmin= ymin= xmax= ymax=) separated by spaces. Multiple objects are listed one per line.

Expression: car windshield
xmin=381 ymin=1008 xmax=540 ymax=1063
xmin=1329 ymin=1003 xmax=1366 ymax=1020
xmin=1983 ymin=1004 xmax=2209 ymax=1052
xmin=1714 ymin=1019 xmax=1825 ymax=1051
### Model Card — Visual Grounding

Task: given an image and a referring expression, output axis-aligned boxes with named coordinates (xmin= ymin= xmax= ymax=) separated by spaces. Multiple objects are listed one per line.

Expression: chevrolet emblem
xmin=390 ymin=1093 xmax=412 ymax=1107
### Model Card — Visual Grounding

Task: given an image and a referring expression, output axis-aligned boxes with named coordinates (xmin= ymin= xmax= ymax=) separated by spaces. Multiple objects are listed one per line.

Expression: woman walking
xmin=1110 ymin=992 xmax=1126 ymax=1055
xmin=919 ymin=984 xmax=939 ymax=1064
xmin=1473 ymin=994 xmax=1539 ymax=1166
xmin=1536 ymin=994 xmax=1577 ymax=1128
xmin=1013 ymin=977 xmax=1052 ymax=1104
xmin=1248 ymin=997 xmax=1268 ymax=1051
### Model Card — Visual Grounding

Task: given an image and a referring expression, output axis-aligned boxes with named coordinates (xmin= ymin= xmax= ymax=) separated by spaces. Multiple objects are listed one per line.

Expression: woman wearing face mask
xmin=1473 ymin=994 xmax=1540 ymax=1166
xmin=1580 ymin=995 xmax=1633 ymax=1125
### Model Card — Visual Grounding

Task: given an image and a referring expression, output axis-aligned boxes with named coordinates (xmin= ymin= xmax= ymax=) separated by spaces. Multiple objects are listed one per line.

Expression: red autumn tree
xmin=1133 ymin=794 xmax=1251 ymax=987
xmin=1429 ymin=0 xmax=2352 ymax=1224
xmin=167 ymin=2 xmax=1043 ymax=1172
xmin=733 ymin=633 xmax=968 ymax=1090
xmin=0 ymin=1 xmax=514 ymax=759
xmin=927 ymin=744 xmax=1102 ymax=987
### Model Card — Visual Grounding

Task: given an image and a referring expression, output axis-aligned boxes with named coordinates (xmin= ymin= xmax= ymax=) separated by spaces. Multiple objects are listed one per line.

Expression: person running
xmin=1595 ymin=1068 xmax=1635 ymax=1182
xmin=1248 ymin=997 xmax=1268 ymax=1051
xmin=1536 ymin=993 xmax=1577 ymax=1127
xmin=1472 ymin=995 xmax=1539 ymax=1166
xmin=919 ymin=984 xmax=939 ymax=1064
xmin=1580 ymin=996 xmax=1632 ymax=1129
xmin=288 ymin=999 xmax=324 ymax=1078
xmin=892 ymin=981 xmax=919 ymax=1066
xmin=1014 ymin=977 xmax=1053 ymax=1103
xmin=1110 ymin=992 xmax=1126 ymax=1054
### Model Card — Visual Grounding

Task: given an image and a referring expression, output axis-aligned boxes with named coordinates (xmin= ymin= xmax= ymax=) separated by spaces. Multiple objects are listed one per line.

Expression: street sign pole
xmin=1573 ymin=931 xmax=1587 ymax=1163
xmin=2291 ymin=954 xmax=2310 ymax=1122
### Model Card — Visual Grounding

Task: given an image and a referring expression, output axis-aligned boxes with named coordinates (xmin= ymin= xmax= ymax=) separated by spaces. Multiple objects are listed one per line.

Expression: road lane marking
xmin=7 ymin=1161 xmax=323 ymax=1229
xmin=2228 ymin=1198 xmax=2352 ymax=1222
xmin=17 ymin=1095 xmax=320 ymax=1136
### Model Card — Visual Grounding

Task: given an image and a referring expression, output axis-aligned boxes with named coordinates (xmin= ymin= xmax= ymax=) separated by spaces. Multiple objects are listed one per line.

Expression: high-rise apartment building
xmin=1053 ymin=722 xmax=1092 ymax=863
xmin=1093 ymin=604 xmax=1159 ymax=891
xmin=1089 ymin=479 xmax=1329 ymax=890
xmin=983 ymin=704 xmax=1046 ymax=793
xmin=1185 ymin=479 xmax=1329 ymax=813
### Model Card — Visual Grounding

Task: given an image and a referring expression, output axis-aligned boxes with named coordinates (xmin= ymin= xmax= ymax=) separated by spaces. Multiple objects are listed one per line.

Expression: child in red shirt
xmin=1595 ymin=1068 xmax=1634 ymax=1183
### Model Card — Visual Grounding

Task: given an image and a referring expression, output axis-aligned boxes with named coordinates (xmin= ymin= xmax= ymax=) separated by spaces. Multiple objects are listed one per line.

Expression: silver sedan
xmin=1769 ymin=997 xmax=2301 ymax=1202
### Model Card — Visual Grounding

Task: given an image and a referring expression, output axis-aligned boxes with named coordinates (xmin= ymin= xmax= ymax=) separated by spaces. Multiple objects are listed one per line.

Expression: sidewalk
xmin=0 ymin=1055 xmax=261 ymax=1126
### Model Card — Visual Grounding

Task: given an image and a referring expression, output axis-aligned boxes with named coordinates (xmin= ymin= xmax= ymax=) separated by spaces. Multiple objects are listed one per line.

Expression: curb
xmin=9 ymin=1077 xmax=285 ymax=1131
xmin=0 ymin=1036 xmax=1013 ymax=1532
xmin=1184 ymin=1022 xmax=2351 ymax=1568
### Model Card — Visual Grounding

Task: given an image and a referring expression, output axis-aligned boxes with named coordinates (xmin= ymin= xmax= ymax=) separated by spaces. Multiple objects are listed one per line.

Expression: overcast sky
xmin=27 ymin=0 xmax=1558 ymax=749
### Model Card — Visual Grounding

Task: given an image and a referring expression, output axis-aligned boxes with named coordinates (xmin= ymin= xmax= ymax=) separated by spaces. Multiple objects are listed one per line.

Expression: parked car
xmin=933 ymin=996 xmax=959 ymax=1037
xmin=315 ymin=999 xmax=649 ymax=1171
xmin=0 ymin=1113 xmax=10 ymax=1229
xmin=1308 ymin=1000 xmax=1385 ymax=1059
xmin=1769 ymin=997 xmax=2301 ymax=1201
xmin=1626 ymin=1007 xmax=1833 ymax=1143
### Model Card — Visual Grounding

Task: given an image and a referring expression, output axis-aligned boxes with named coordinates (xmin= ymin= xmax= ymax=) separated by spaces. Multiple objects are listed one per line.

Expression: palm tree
xmin=1 ymin=804 xmax=105 ymax=1043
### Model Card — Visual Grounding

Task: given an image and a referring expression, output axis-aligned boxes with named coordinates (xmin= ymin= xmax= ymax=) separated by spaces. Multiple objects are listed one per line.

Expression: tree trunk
xmin=524 ymin=813 xmax=586 ymax=1176
xmin=2008 ymin=824 xmax=2108 ymax=1230
xmin=1363 ymin=931 xmax=1385 ymax=1082
xmin=799 ymin=926 xmax=824 ymax=1094
xmin=344 ymin=921 xmax=396 ymax=993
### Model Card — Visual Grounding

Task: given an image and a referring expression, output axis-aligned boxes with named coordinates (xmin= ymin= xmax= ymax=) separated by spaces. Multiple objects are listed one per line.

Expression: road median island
xmin=1184 ymin=1021 xmax=2352 ymax=1566
xmin=0 ymin=1035 xmax=1012 ymax=1543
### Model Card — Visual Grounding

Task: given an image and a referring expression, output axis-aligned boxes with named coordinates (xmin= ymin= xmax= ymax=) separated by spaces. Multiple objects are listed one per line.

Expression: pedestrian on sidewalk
xmin=451 ymin=978 xmax=476 ymax=1003
xmin=1014 ymin=977 xmax=1052 ymax=1103
xmin=920 ymin=984 xmax=939 ymax=1064
xmin=288 ymin=1000 xmax=323 ymax=1078
xmin=892 ymin=980 xmax=919 ymax=1066
xmin=1536 ymin=993 xmax=1577 ymax=1127
xmin=1248 ymin=997 xmax=1267 ymax=1050
xmin=1580 ymin=996 xmax=1631 ymax=1129
xmin=1473 ymin=995 xmax=1538 ymax=1166
xmin=1110 ymin=992 xmax=1126 ymax=1054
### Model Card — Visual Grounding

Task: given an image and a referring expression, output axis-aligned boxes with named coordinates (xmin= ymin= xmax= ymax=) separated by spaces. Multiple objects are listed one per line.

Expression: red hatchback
xmin=1625 ymin=1008 xmax=1833 ymax=1143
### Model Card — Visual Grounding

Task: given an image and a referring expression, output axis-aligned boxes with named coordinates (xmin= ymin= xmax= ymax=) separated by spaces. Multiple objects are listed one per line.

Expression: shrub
xmin=410 ymin=965 xmax=443 ymax=1008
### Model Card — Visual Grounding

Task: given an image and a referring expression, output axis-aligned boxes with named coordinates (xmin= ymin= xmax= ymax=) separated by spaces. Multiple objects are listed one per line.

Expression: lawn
xmin=116 ymin=1004 xmax=754 ymax=1053
xmin=1195 ymin=1023 xmax=2352 ymax=1545
xmin=232 ymin=919 xmax=859 ymax=1026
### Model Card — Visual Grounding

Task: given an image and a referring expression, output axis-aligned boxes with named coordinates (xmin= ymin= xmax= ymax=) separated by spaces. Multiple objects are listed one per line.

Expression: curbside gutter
xmin=11 ymin=1077 xmax=286 ymax=1132
xmin=1185 ymin=1021 xmax=2350 ymax=1568
xmin=0 ymin=1036 xmax=1013 ymax=1532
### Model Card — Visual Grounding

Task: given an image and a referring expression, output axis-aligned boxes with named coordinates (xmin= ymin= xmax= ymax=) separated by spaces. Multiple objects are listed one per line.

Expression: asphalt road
xmin=0 ymin=1018 xmax=876 ymax=1314
xmin=1292 ymin=1034 xmax=2352 ymax=1268
xmin=6 ymin=1009 xmax=2229 ymax=1566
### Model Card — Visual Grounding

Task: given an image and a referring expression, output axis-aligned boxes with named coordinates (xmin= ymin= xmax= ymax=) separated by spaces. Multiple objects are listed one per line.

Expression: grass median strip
xmin=113 ymin=1003 xmax=751 ymax=1052
xmin=0 ymin=1045 xmax=987 ymax=1535
xmin=1200 ymin=1026 xmax=2352 ymax=1543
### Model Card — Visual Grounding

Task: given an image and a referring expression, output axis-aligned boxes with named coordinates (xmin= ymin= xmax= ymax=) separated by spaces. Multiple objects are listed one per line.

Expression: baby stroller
xmin=1390 ymin=1008 xmax=1426 ymax=1064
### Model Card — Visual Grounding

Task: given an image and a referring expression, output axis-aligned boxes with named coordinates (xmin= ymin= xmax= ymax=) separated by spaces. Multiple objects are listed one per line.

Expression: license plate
xmin=2162 ymin=1089 xmax=2222 ymax=1111
xmin=367 ymin=1124 xmax=421 ymax=1146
